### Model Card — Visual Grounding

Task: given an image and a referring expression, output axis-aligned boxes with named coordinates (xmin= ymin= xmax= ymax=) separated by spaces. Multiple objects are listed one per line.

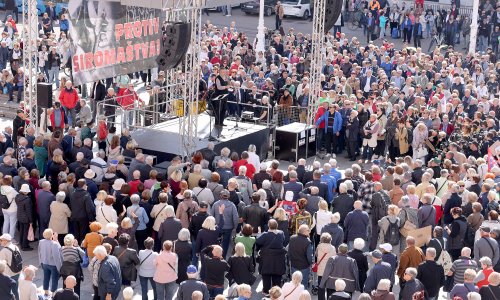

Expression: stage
xmin=131 ymin=113 xmax=272 ymax=163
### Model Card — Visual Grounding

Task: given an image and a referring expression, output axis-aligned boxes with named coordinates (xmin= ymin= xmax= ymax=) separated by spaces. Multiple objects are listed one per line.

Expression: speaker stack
xmin=37 ymin=83 xmax=53 ymax=108
xmin=156 ymin=22 xmax=192 ymax=71
xmin=324 ymin=0 xmax=343 ymax=33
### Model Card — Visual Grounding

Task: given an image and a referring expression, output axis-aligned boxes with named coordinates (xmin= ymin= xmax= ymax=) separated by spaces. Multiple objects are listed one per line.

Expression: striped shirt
xmin=60 ymin=246 xmax=85 ymax=263
xmin=450 ymin=257 xmax=478 ymax=284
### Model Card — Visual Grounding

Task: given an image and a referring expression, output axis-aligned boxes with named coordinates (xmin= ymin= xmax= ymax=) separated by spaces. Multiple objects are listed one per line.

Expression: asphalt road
xmin=202 ymin=6 xmax=447 ymax=53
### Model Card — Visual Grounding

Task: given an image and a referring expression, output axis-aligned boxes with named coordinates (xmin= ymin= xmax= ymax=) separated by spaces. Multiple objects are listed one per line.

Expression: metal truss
xmin=163 ymin=0 xmax=202 ymax=159
xmin=307 ymin=0 xmax=326 ymax=125
xmin=22 ymin=0 xmax=38 ymax=131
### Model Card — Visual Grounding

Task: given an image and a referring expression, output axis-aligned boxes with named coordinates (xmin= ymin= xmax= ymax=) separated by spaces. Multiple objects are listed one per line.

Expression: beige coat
xmin=151 ymin=203 xmax=169 ymax=232
xmin=315 ymin=242 xmax=337 ymax=276
xmin=49 ymin=201 xmax=72 ymax=234
xmin=276 ymin=4 xmax=284 ymax=19
xmin=396 ymin=127 xmax=409 ymax=154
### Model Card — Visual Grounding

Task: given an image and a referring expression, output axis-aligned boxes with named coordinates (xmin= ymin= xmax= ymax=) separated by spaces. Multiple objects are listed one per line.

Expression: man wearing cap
xmin=0 ymin=233 xmax=20 ymax=298
xmin=177 ymin=265 xmax=209 ymax=300
xmin=474 ymin=225 xmax=500 ymax=265
xmin=320 ymin=243 xmax=359 ymax=295
xmin=211 ymin=189 xmax=239 ymax=259
xmin=84 ymin=169 xmax=99 ymax=200
xmin=70 ymin=179 xmax=96 ymax=243
xmin=363 ymin=249 xmax=393 ymax=293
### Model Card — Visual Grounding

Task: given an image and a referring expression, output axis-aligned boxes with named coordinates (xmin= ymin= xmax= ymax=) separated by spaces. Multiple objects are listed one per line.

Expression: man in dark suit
xmin=360 ymin=69 xmax=377 ymax=98
xmin=91 ymin=80 xmax=106 ymax=122
xmin=345 ymin=110 xmax=360 ymax=161
xmin=12 ymin=110 xmax=26 ymax=148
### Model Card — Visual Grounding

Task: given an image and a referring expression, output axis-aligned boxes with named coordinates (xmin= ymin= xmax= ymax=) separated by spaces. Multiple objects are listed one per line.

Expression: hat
xmin=187 ymin=265 xmax=198 ymax=274
xmin=84 ymin=169 xmax=96 ymax=179
xmin=199 ymin=201 xmax=209 ymax=208
xmin=369 ymin=250 xmax=383 ymax=259
xmin=480 ymin=225 xmax=491 ymax=233
xmin=0 ymin=233 xmax=12 ymax=241
xmin=432 ymin=158 xmax=441 ymax=164
xmin=220 ymin=189 xmax=230 ymax=198
xmin=284 ymin=191 xmax=294 ymax=201
xmin=20 ymin=184 xmax=31 ymax=193
xmin=112 ymin=178 xmax=126 ymax=191
xmin=379 ymin=243 xmax=393 ymax=252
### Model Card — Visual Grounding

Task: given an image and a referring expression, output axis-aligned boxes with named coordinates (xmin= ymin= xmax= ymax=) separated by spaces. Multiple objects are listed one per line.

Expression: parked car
xmin=282 ymin=0 xmax=311 ymax=19
xmin=241 ymin=0 xmax=276 ymax=16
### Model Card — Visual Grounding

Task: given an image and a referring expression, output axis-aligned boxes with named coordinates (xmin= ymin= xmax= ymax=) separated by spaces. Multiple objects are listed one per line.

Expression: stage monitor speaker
xmin=157 ymin=22 xmax=192 ymax=71
xmin=324 ymin=0 xmax=343 ymax=33
xmin=37 ymin=83 xmax=53 ymax=108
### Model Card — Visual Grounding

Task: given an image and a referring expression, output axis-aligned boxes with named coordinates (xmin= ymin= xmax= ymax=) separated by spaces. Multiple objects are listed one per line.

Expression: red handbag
xmin=311 ymin=252 xmax=328 ymax=273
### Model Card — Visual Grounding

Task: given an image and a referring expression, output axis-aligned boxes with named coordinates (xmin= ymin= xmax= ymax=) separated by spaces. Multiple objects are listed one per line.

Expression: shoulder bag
xmin=311 ymin=252 xmax=328 ymax=273
xmin=399 ymin=209 xmax=417 ymax=237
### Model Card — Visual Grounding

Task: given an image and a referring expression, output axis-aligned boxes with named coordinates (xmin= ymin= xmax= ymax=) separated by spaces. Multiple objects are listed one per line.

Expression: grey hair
xmin=248 ymin=144 xmax=256 ymax=152
xmin=344 ymin=168 xmax=353 ymax=177
xmin=93 ymin=245 xmax=107 ymax=257
xmin=200 ymin=159 xmax=209 ymax=168
xmin=64 ymin=234 xmax=75 ymax=246
xmin=193 ymin=164 xmax=202 ymax=173
xmin=145 ymin=156 xmax=154 ymax=165
xmin=331 ymin=212 xmax=340 ymax=224
xmin=480 ymin=256 xmax=493 ymax=266
xmin=291 ymin=271 xmax=303 ymax=286
xmin=426 ymin=247 xmax=436 ymax=258
xmin=23 ymin=265 xmax=37 ymax=279
xmin=377 ymin=279 xmax=391 ymax=291
xmin=165 ymin=205 xmax=175 ymax=218
xmin=353 ymin=238 xmax=365 ymax=250
xmin=344 ymin=180 xmax=353 ymax=191
xmin=335 ymin=279 xmax=346 ymax=291
xmin=130 ymin=194 xmax=140 ymax=204
xmin=467 ymin=292 xmax=481 ymax=300
xmin=405 ymin=267 xmax=418 ymax=279
xmin=262 ymin=180 xmax=271 ymax=189
xmin=178 ymin=228 xmax=191 ymax=242
xmin=339 ymin=183 xmax=347 ymax=193
xmin=56 ymin=191 xmax=66 ymax=202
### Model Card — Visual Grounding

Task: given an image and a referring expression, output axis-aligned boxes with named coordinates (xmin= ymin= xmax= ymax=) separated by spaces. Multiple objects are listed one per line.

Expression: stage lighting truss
xmin=307 ymin=0 xmax=327 ymax=126
xmin=22 ymin=0 xmax=39 ymax=132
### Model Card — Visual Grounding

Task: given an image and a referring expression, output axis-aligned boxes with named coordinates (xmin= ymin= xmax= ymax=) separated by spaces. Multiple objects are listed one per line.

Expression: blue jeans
xmin=64 ymin=107 xmax=76 ymax=127
xmin=13 ymin=85 xmax=23 ymax=102
xmin=291 ymin=267 xmax=310 ymax=288
xmin=11 ymin=273 xmax=19 ymax=300
xmin=208 ymin=286 xmax=224 ymax=298
xmin=48 ymin=66 xmax=60 ymax=88
xmin=3 ymin=210 xmax=17 ymax=240
xmin=42 ymin=264 xmax=59 ymax=292
xmin=155 ymin=281 xmax=177 ymax=300
xmin=221 ymin=228 xmax=233 ymax=259
xmin=139 ymin=276 xmax=157 ymax=300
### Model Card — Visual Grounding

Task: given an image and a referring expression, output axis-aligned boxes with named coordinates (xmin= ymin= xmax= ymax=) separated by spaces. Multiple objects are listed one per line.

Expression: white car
xmin=282 ymin=0 xmax=311 ymax=20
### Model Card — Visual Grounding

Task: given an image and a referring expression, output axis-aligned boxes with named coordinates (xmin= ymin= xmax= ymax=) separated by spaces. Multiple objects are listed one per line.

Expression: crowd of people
xmin=0 ymin=0 xmax=500 ymax=300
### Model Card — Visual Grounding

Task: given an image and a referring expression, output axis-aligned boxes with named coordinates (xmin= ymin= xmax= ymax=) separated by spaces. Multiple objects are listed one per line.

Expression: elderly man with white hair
xmin=19 ymin=265 xmax=41 ymax=300
xmin=94 ymin=245 xmax=122 ymax=300
xmin=370 ymin=279 xmax=395 ymax=299
xmin=90 ymin=150 xmax=108 ymax=183
xmin=320 ymin=212 xmax=344 ymax=249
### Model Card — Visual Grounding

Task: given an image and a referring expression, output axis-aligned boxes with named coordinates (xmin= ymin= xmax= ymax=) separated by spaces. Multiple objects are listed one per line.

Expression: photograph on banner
xmin=66 ymin=0 xmax=162 ymax=86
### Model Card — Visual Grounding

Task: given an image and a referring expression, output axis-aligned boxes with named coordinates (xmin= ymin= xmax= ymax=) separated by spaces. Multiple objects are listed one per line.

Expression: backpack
xmin=384 ymin=218 xmax=401 ymax=246
xmin=464 ymin=223 xmax=475 ymax=247
xmin=435 ymin=239 xmax=452 ymax=273
xmin=5 ymin=247 xmax=23 ymax=273
xmin=0 ymin=192 xmax=10 ymax=210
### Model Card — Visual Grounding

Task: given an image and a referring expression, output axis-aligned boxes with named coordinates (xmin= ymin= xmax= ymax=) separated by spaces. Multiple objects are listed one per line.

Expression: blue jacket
xmin=315 ymin=110 xmax=342 ymax=134
xmin=320 ymin=173 xmax=337 ymax=203
xmin=98 ymin=255 xmax=122 ymax=300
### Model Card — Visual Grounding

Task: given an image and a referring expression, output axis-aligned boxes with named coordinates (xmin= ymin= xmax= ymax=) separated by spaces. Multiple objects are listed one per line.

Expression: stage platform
xmin=131 ymin=113 xmax=271 ymax=163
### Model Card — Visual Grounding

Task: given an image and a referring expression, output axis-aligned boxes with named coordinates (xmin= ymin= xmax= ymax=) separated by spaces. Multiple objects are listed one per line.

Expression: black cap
xmin=199 ymin=201 xmax=209 ymax=208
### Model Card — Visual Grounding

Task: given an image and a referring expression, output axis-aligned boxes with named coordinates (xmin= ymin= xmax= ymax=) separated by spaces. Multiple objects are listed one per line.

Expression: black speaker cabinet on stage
xmin=157 ymin=22 xmax=192 ymax=71
xmin=274 ymin=122 xmax=316 ymax=162
xmin=37 ymin=83 xmax=53 ymax=108
xmin=324 ymin=0 xmax=343 ymax=33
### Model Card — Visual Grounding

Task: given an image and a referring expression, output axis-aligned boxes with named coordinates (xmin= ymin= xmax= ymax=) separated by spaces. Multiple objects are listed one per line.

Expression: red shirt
xmin=233 ymin=159 xmax=256 ymax=179
xmin=315 ymin=107 xmax=327 ymax=128
xmin=128 ymin=179 xmax=141 ymax=195
xmin=118 ymin=89 xmax=139 ymax=110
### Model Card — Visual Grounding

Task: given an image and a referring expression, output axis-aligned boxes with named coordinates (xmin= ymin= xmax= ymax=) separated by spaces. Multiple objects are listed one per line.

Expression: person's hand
xmin=336 ymin=132 xmax=340 ymax=136
xmin=106 ymin=294 xmax=111 ymax=300
xmin=73 ymin=239 xmax=78 ymax=247
xmin=218 ymin=204 xmax=225 ymax=215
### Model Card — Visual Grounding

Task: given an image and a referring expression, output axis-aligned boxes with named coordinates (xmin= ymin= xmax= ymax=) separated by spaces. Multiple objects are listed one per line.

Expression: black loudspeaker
xmin=324 ymin=0 xmax=343 ymax=33
xmin=37 ymin=83 xmax=53 ymax=108
xmin=156 ymin=22 xmax=192 ymax=71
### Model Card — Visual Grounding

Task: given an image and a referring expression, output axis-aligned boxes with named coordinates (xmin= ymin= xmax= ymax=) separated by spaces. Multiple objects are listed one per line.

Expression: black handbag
xmin=443 ymin=275 xmax=454 ymax=292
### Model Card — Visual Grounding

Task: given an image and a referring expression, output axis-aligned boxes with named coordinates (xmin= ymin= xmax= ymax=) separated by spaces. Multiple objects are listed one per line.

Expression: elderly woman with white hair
xmin=59 ymin=234 xmax=85 ymax=296
xmin=328 ymin=279 xmax=350 ymax=299
xmin=279 ymin=271 xmax=305 ymax=300
xmin=347 ymin=238 xmax=369 ymax=289
xmin=370 ymin=278 xmax=395 ymax=300
xmin=174 ymin=228 xmax=192 ymax=284
xmin=118 ymin=213 xmax=140 ymax=251
xmin=316 ymin=232 xmax=336 ymax=300
xmin=412 ymin=122 xmax=429 ymax=163
xmin=450 ymin=268 xmax=479 ymax=299
xmin=126 ymin=194 xmax=149 ymax=250
xmin=475 ymin=257 xmax=495 ymax=288
xmin=48 ymin=191 xmax=71 ymax=244
xmin=227 ymin=242 xmax=255 ymax=286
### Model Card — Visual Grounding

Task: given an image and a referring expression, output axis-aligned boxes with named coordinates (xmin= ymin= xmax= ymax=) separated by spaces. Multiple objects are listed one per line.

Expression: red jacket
xmin=315 ymin=107 xmax=327 ymax=128
xmin=49 ymin=108 xmax=65 ymax=129
xmin=59 ymin=88 xmax=79 ymax=109
xmin=98 ymin=121 xmax=108 ymax=141
xmin=233 ymin=159 xmax=256 ymax=179
xmin=439 ymin=123 xmax=454 ymax=136
xmin=117 ymin=89 xmax=138 ymax=110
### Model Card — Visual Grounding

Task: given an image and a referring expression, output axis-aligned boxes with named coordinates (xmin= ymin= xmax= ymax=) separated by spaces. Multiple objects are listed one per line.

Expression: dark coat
xmin=98 ymin=255 xmax=122 ymax=300
xmin=348 ymin=249 xmax=369 ymax=289
xmin=21 ymin=158 xmax=37 ymax=173
xmin=227 ymin=256 xmax=255 ymax=285
xmin=400 ymin=279 xmax=425 ymax=300
xmin=443 ymin=193 xmax=462 ymax=224
xmin=321 ymin=223 xmax=344 ymax=249
xmin=69 ymin=187 xmax=96 ymax=221
xmin=320 ymin=254 xmax=360 ymax=293
xmin=258 ymin=247 xmax=287 ymax=275
xmin=158 ymin=217 xmax=183 ymax=245
xmin=417 ymin=260 xmax=445 ymax=297
xmin=37 ymin=190 xmax=54 ymax=223
xmin=113 ymin=246 xmax=139 ymax=282
xmin=332 ymin=193 xmax=355 ymax=225
xmin=15 ymin=193 xmax=32 ymax=223
xmin=346 ymin=117 xmax=360 ymax=141
xmin=174 ymin=240 xmax=193 ymax=283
